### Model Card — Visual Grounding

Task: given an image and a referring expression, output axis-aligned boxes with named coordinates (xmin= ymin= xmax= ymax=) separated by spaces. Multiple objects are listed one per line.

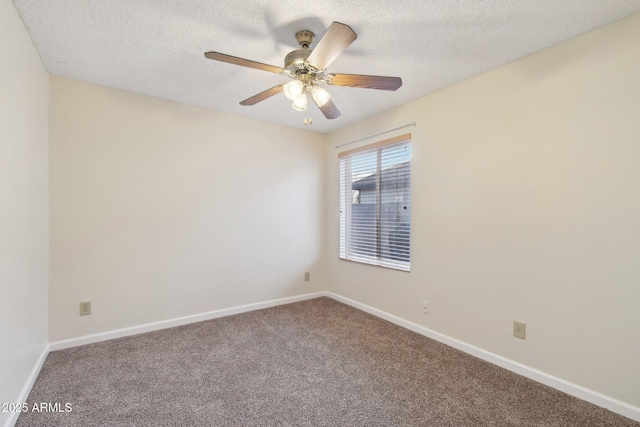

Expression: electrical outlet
xmin=422 ymin=300 xmax=429 ymax=314
xmin=304 ymin=272 xmax=310 ymax=282
xmin=80 ymin=301 xmax=91 ymax=316
xmin=513 ymin=321 xmax=526 ymax=340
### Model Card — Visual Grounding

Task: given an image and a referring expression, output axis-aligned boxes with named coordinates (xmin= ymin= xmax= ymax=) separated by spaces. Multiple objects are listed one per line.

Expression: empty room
xmin=2 ymin=1 xmax=639 ymax=426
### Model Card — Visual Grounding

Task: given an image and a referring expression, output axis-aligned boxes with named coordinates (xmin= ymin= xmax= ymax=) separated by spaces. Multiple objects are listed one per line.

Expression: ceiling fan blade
xmin=306 ymin=22 xmax=357 ymax=71
xmin=204 ymin=51 xmax=284 ymax=74
xmin=325 ymin=73 xmax=402 ymax=91
xmin=313 ymin=98 xmax=341 ymax=119
xmin=240 ymin=84 xmax=286 ymax=106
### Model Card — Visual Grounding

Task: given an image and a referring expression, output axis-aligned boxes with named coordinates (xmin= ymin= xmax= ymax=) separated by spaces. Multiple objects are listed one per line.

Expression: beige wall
xmin=49 ymin=77 xmax=326 ymax=341
xmin=326 ymin=14 xmax=640 ymax=408
xmin=0 ymin=1 xmax=49 ymax=424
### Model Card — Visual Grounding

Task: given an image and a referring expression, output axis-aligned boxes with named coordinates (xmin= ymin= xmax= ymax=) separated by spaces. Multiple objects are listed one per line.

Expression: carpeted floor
xmin=17 ymin=297 xmax=638 ymax=426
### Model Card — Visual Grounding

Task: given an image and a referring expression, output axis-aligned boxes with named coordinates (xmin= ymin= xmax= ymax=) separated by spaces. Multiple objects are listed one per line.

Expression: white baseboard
xmin=4 ymin=344 xmax=50 ymax=427
xmin=41 ymin=290 xmax=639 ymax=423
xmin=325 ymin=292 xmax=640 ymax=423
xmin=49 ymin=292 xmax=326 ymax=351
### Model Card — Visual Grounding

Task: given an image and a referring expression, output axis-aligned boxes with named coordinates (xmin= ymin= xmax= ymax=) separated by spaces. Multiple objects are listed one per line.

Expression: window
xmin=339 ymin=134 xmax=411 ymax=271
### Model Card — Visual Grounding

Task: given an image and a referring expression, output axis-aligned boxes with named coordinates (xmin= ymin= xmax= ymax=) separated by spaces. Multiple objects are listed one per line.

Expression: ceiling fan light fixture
xmin=311 ymin=85 xmax=331 ymax=107
xmin=292 ymin=93 xmax=308 ymax=111
xmin=283 ymin=80 xmax=304 ymax=101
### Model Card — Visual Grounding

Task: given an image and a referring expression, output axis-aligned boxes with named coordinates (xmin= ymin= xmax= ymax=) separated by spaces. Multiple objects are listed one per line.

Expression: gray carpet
xmin=17 ymin=297 xmax=638 ymax=426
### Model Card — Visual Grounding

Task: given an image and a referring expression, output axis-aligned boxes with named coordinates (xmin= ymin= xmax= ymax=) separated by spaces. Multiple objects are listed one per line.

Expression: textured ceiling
xmin=13 ymin=1 xmax=640 ymax=134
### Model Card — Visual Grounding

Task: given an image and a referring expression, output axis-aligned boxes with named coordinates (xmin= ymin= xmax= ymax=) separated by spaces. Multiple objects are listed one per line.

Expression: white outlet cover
xmin=80 ymin=301 xmax=92 ymax=316
xmin=513 ymin=321 xmax=526 ymax=339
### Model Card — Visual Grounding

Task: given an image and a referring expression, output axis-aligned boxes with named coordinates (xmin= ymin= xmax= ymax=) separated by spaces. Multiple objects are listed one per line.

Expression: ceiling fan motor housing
xmin=284 ymin=49 xmax=312 ymax=75
xmin=284 ymin=29 xmax=321 ymax=76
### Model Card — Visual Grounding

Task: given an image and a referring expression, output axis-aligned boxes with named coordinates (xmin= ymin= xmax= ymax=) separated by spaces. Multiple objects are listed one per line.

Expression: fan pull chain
xmin=304 ymin=117 xmax=313 ymax=125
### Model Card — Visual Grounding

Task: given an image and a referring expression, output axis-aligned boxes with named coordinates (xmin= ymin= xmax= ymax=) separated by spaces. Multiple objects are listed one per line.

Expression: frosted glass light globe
xmin=292 ymin=93 xmax=308 ymax=111
xmin=311 ymin=85 xmax=331 ymax=107
xmin=283 ymin=80 xmax=304 ymax=101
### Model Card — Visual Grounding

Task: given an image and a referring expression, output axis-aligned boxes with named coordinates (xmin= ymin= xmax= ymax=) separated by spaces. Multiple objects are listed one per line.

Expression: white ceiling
xmin=13 ymin=1 xmax=640 ymax=134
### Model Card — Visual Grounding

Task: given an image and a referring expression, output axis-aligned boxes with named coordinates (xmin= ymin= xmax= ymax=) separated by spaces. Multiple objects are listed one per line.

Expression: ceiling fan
xmin=204 ymin=22 xmax=402 ymax=120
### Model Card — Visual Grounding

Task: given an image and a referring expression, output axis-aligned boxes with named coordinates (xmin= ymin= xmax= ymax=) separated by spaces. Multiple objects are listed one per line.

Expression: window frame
xmin=339 ymin=133 xmax=411 ymax=272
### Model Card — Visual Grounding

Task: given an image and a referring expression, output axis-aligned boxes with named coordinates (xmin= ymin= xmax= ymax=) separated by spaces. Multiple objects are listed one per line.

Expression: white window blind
xmin=339 ymin=134 xmax=411 ymax=271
